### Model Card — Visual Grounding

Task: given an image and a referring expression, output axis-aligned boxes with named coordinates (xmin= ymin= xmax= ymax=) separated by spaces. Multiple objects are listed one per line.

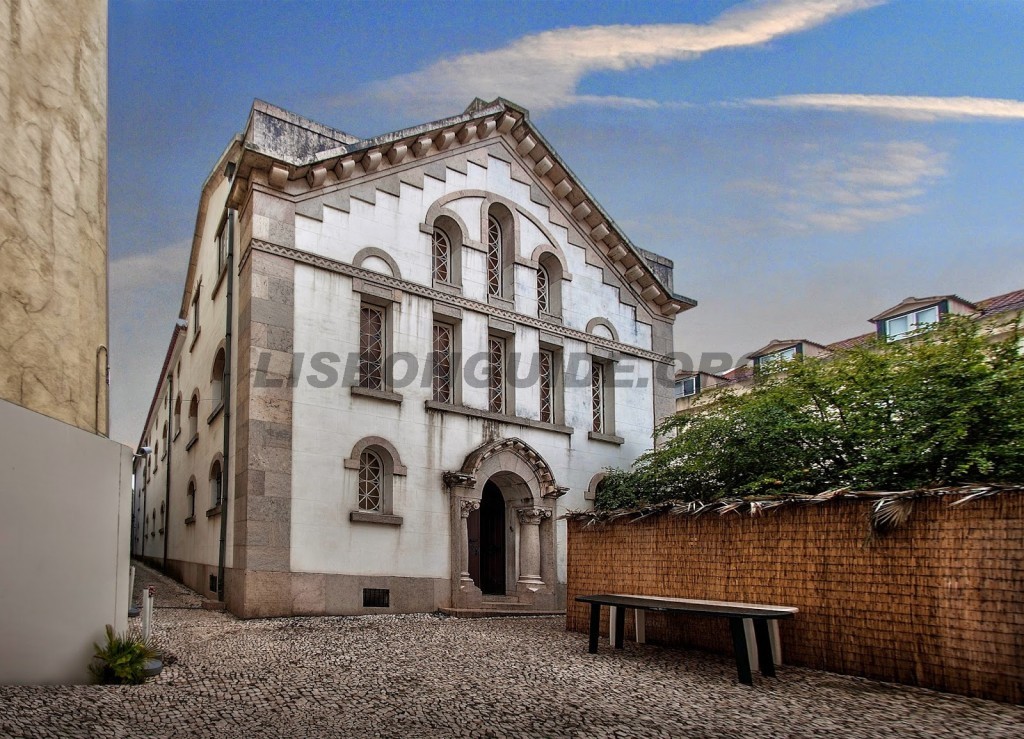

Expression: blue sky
xmin=108 ymin=0 xmax=1024 ymax=444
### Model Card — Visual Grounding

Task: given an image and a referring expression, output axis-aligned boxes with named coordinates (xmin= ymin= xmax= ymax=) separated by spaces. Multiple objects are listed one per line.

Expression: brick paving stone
xmin=0 ymin=562 xmax=1022 ymax=738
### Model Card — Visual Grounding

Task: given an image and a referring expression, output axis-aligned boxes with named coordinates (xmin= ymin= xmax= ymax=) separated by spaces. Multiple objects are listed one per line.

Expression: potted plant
xmin=89 ymin=624 xmax=161 ymax=684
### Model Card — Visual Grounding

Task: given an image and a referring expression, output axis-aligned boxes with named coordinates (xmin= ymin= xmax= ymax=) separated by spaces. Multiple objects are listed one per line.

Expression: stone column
xmin=459 ymin=499 xmax=480 ymax=587
xmin=517 ymin=507 xmax=551 ymax=589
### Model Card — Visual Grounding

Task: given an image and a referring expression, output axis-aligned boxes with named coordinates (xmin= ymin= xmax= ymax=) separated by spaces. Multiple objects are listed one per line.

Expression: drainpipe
xmin=95 ymin=345 xmax=109 ymax=435
xmin=162 ymin=371 xmax=173 ymax=571
xmin=217 ymin=207 xmax=235 ymax=602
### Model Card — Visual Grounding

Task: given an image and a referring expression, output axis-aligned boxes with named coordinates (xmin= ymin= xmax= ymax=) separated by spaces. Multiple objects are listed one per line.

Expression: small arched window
xmin=211 ymin=348 xmax=226 ymax=409
xmin=188 ymin=392 xmax=199 ymax=441
xmin=537 ymin=264 xmax=550 ymax=313
xmin=173 ymin=393 xmax=182 ymax=439
xmin=432 ymin=228 xmax=450 ymax=284
xmin=210 ymin=458 xmax=223 ymax=508
xmin=486 ymin=216 xmax=502 ymax=297
xmin=358 ymin=450 xmax=383 ymax=512
xmin=187 ymin=479 xmax=196 ymax=519
xmin=346 ymin=438 xmax=405 ymax=521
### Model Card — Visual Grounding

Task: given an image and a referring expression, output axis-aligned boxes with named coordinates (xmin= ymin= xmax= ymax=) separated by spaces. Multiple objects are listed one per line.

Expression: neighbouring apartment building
xmin=0 ymin=0 xmax=133 ymax=683
xmin=133 ymin=99 xmax=694 ymax=617
xmin=675 ymin=289 xmax=1024 ymax=412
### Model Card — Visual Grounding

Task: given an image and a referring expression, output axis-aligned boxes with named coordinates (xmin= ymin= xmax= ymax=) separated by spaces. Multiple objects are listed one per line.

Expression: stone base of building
xmin=145 ymin=562 xmax=567 ymax=619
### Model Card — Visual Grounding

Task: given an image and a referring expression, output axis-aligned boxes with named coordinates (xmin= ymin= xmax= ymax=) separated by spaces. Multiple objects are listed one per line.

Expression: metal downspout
xmin=217 ymin=208 xmax=234 ymax=602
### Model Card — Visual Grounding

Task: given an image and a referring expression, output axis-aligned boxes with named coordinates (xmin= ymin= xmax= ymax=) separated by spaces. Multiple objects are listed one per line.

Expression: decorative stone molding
xmin=585 ymin=317 xmax=620 ymax=342
xmin=459 ymin=498 xmax=481 ymax=518
xmin=343 ymin=436 xmax=408 ymax=475
xmin=443 ymin=471 xmax=476 ymax=491
xmin=247 ymin=240 xmax=673 ymax=364
xmin=307 ymin=166 xmax=327 ymax=188
xmin=543 ymin=486 xmax=570 ymax=500
xmin=350 ymin=246 xmax=402 ymax=279
xmin=268 ymin=163 xmax=288 ymax=189
xmin=517 ymin=507 xmax=552 ymax=526
xmin=458 ymin=437 xmax=564 ymax=497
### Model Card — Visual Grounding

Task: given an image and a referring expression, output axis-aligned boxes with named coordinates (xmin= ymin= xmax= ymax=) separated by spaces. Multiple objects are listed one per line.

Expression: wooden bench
xmin=576 ymin=594 xmax=798 ymax=685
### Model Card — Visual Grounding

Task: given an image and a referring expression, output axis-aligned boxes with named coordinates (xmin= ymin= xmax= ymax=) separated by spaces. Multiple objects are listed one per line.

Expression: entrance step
xmin=439 ymin=606 xmax=565 ymax=619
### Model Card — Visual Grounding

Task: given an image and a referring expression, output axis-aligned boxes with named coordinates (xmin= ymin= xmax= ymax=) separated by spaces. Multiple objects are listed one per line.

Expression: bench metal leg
xmin=608 ymin=606 xmax=617 ymax=647
xmin=753 ymin=618 xmax=776 ymax=677
xmin=728 ymin=618 xmax=754 ymax=686
xmin=613 ymin=605 xmax=626 ymax=649
xmin=588 ymin=603 xmax=601 ymax=654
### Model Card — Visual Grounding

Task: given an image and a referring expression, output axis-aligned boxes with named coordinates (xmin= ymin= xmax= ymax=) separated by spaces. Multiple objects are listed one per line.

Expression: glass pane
xmin=488 ymin=336 xmax=504 ymax=413
xmin=887 ymin=314 xmax=909 ymax=339
xmin=591 ymin=362 xmax=604 ymax=433
xmin=487 ymin=216 xmax=502 ymax=296
xmin=359 ymin=306 xmax=385 ymax=390
xmin=432 ymin=323 xmax=452 ymax=403
xmin=537 ymin=266 xmax=549 ymax=313
xmin=358 ymin=451 xmax=382 ymax=511
xmin=539 ymin=350 xmax=553 ymax=423
xmin=432 ymin=229 xmax=450 ymax=283
xmin=915 ymin=306 xmax=939 ymax=327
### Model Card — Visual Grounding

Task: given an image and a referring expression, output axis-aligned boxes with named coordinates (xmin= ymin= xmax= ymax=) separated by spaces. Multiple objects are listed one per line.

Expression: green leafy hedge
xmin=597 ymin=316 xmax=1024 ymax=510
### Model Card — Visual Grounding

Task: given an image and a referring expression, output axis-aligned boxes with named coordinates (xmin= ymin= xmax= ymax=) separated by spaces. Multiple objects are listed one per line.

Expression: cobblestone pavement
xmin=1 ymin=564 xmax=1022 ymax=739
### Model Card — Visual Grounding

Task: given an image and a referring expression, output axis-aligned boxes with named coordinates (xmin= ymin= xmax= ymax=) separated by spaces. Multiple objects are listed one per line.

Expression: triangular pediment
xmin=229 ymin=99 xmax=694 ymax=319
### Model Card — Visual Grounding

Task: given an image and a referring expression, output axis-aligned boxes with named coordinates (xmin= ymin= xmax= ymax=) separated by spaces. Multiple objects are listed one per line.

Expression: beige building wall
xmin=0 ymin=0 xmax=109 ymax=434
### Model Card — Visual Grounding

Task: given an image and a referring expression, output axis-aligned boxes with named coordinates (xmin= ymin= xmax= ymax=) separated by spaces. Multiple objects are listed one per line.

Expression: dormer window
xmin=675 ymin=375 xmax=700 ymax=398
xmin=756 ymin=345 xmax=798 ymax=372
xmin=885 ymin=305 xmax=939 ymax=341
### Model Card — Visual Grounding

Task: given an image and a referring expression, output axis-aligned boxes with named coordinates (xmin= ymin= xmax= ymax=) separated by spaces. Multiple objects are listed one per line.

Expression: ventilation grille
xmin=363 ymin=588 xmax=390 ymax=608
xmin=209 ymin=575 xmax=218 ymax=593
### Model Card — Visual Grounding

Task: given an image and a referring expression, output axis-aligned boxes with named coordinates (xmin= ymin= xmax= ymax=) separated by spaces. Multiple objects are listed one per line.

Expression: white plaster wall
xmin=293 ymin=150 xmax=653 ymax=351
xmin=0 ymin=399 xmax=132 ymax=684
xmin=136 ymin=176 xmax=236 ymax=578
xmin=288 ymin=145 xmax=666 ymax=586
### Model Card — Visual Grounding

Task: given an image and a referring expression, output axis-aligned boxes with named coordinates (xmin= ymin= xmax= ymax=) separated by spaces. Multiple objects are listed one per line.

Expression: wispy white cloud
xmin=748 ymin=94 xmax=1024 ymax=121
xmin=737 ymin=140 xmax=947 ymax=232
xmin=352 ymin=0 xmax=881 ymax=116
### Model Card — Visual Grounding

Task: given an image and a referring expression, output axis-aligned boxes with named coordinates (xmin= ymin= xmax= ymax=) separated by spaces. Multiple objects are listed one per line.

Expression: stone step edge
xmin=439 ymin=607 xmax=565 ymax=619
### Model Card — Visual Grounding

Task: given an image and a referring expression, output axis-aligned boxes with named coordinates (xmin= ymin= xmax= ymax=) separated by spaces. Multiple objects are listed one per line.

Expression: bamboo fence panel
xmin=566 ymin=493 xmax=1024 ymax=703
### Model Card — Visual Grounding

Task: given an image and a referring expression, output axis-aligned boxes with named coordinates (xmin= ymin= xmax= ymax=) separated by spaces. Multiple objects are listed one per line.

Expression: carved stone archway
xmin=444 ymin=438 xmax=565 ymax=611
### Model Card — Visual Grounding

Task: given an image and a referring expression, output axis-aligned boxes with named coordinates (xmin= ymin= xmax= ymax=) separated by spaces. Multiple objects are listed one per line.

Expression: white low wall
xmin=0 ymin=399 xmax=132 ymax=684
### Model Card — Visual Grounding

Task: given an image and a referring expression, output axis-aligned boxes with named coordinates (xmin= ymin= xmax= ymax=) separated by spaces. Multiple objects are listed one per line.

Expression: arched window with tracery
xmin=432 ymin=228 xmax=451 ymax=284
xmin=486 ymin=215 xmax=502 ymax=297
xmin=188 ymin=392 xmax=199 ymax=442
xmin=537 ymin=263 xmax=550 ymax=313
xmin=358 ymin=450 xmax=383 ymax=512
xmin=210 ymin=458 xmax=223 ymax=508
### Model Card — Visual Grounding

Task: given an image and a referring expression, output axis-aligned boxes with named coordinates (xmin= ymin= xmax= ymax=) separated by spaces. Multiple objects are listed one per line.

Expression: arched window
xmin=535 ymin=250 xmax=564 ymax=317
xmin=173 ymin=393 xmax=182 ymax=439
xmin=483 ymin=202 xmax=515 ymax=301
xmin=188 ymin=392 xmax=199 ymax=442
xmin=186 ymin=479 xmax=196 ymax=520
xmin=346 ymin=437 xmax=406 ymax=521
xmin=486 ymin=215 xmax=502 ymax=297
xmin=211 ymin=347 xmax=226 ymax=409
xmin=536 ymin=263 xmax=550 ymax=313
xmin=358 ymin=450 xmax=383 ymax=512
xmin=210 ymin=458 xmax=223 ymax=508
xmin=432 ymin=228 xmax=451 ymax=283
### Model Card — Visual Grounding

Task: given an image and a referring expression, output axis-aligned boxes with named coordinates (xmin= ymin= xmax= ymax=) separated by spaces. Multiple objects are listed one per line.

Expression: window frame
xmin=358 ymin=303 xmax=387 ymax=392
xmin=885 ymin=305 xmax=940 ymax=341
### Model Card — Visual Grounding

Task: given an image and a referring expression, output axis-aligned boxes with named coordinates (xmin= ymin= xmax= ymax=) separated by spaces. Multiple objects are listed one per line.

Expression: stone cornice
xmin=231 ymin=100 xmax=692 ymax=318
xmin=246 ymin=239 xmax=674 ymax=365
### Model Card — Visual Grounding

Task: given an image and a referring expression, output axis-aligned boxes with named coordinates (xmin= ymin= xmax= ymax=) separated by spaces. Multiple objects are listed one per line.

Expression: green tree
xmin=596 ymin=316 xmax=1024 ymax=510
